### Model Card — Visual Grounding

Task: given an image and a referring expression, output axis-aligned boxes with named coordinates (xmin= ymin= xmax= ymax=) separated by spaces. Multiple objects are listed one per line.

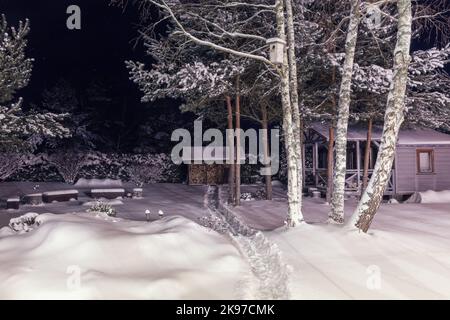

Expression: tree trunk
xmin=285 ymin=0 xmax=305 ymax=224
xmin=234 ymin=77 xmax=241 ymax=206
xmin=362 ymin=118 xmax=373 ymax=193
xmin=350 ymin=0 xmax=412 ymax=232
xmin=326 ymin=125 xmax=335 ymax=203
xmin=330 ymin=0 xmax=361 ymax=224
xmin=326 ymin=62 xmax=337 ymax=203
xmin=276 ymin=0 xmax=301 ymax=226
xmin=226 ymin=95 xmax=235 ymax=204
xmin=261 ymin=102 xmax=273 ymax=200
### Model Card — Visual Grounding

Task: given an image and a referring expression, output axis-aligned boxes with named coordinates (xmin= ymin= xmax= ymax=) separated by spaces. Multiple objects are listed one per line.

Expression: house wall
xmin=395 ymin=146 xmax=450 ymax=194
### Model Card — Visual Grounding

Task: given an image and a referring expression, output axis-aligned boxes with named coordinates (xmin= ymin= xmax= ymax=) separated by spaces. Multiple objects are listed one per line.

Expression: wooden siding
xmin=395 ymin=146 xmax=450 ymax=194
xmin=188 ymin=164 xmax=226 ymax=185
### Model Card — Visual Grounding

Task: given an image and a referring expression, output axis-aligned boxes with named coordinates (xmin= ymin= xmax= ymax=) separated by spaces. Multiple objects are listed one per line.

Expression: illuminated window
xmin=416 ymin=149 xmax=434 ymax=174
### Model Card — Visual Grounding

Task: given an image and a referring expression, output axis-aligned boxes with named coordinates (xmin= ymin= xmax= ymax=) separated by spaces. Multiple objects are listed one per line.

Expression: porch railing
xmin=304 ymin=168 xmax=395 ymax=195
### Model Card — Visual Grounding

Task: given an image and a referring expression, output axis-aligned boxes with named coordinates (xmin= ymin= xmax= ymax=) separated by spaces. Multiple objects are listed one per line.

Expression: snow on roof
xmin=309 ymin=123 xmax=450 ymax=145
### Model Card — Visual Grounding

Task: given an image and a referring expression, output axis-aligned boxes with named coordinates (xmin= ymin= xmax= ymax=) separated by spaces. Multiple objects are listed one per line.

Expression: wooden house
xmin=304 ymin=123 xmax=450 ymax=198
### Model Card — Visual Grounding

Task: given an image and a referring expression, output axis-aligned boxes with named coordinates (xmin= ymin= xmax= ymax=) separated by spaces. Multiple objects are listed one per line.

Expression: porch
xmin=303 ymin=124 xmax=396 ymax=196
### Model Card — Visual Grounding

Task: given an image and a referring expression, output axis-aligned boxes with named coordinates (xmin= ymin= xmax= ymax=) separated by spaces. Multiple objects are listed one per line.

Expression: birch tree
xmin=329 ymin=0 xmax=362 ymax=224
xmin=350 ymin=0 xmax=412 ymax=232
xmin=122 ymin=0 xmax=306 ymax=226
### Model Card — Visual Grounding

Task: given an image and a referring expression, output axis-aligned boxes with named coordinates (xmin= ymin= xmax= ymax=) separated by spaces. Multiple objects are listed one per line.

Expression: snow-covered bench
xmin=75 ymin=178 xmax=123 ymax=188
xmin=90 ymin=188 xmax=125 ymax=200
xmin=43 ymin=190 xmax=79 ymax=203
xmin=6 ymin=198 xmax=20 ymax=210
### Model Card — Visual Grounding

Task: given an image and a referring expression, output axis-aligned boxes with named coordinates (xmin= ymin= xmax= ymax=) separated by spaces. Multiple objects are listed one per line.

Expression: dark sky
xmin=0 ymin=0 xmax=148 ymax=104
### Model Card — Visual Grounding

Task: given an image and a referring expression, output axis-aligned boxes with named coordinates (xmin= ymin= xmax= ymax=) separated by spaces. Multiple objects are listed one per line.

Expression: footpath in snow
xmin=231 ymin=185 xmax=450 ymax=299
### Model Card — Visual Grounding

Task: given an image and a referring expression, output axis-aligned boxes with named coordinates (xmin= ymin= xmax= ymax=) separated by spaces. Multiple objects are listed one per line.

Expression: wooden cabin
xmin=304 ymin=123 xmax=450 ymax=198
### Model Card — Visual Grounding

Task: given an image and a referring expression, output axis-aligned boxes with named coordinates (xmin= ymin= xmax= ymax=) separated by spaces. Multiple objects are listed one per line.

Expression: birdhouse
xmin=267 ymin=38 xmax=286 ymax=65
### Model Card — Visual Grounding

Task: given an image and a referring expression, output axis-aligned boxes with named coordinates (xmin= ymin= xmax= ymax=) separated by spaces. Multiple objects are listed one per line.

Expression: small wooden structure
xmin=183 ymin=147 xmax=228 ymax=185
xmin=90 ymin=188 xmax=125 ymax=200
xmin=43 ymin=190 xmax=78 ymax=203
xmin=6 ymin=198 xmax=20 ymax=210
xmin=183 ymin=146 xmax=245 ymax=185
xmin=305 ymin=123 xmax=450 ymax=197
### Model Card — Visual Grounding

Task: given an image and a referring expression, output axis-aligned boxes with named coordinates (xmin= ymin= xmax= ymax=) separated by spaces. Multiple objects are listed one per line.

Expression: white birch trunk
xmin=285 ymin=0 xmax=304 ymax=223
xmin=330 ymin=0 xmax=361 ymax=224
xmin=276 ymin=0 xmax=301 ymax=226
xmin=350 ymin=0 xmax=412 ymax=232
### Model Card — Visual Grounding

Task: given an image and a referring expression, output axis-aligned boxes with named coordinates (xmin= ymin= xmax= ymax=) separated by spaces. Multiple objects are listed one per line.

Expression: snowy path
xmin=204 ymin=186 xmax=290 ymax=299
xmin=229 ymin=185 xmax=450 ymax=299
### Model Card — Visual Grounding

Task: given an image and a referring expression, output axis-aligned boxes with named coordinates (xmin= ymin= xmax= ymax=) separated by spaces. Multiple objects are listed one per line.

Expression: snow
xmin=82 ymin=199 xmax=124 ymax=206
xmin=90 ymin=188 xmax=125 ymax=193
xmin=43 ymin=190 xmax=78 ymax=196
xmin=74 ymin=178 xmax=123 ymax=188
xmin=310 ymin=122 xmax=450 ymax=145
xmin=229 ymin=185 xmax=450 ymax=299
xmin=3 ymin=182 xmax=450 ymax=299
xmin=0 ymin=183 xmax=210 ymax=229
xmin=418 ymin=190 xmax=450 ymax=204
xmin=0 ymin=213 xmax=250 ymax=299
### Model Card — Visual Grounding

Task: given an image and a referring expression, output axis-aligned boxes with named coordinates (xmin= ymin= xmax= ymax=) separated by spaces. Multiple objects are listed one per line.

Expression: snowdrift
xmin=406 ymin=190 xmax=450 ymax=204
xmin=0 ymin=213 xmax=249 ymax=299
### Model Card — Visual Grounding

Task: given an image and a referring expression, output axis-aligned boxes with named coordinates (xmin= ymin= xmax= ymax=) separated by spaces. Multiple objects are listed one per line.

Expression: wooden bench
xmin=43 ymin=190 xmax=79 ymax=203
xmin=6 ymin=198 xmax=20 ymax=210
xmin=90 ymin=188 xmax=125 ymax=200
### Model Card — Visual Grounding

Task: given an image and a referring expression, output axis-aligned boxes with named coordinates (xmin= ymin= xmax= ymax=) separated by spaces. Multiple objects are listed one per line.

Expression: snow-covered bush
xmin=48 ymin=151 xmax=88 ymax=184
xmin=240 ymin=192 xmax=254 ymax=201
xmin=0 ymin=152 xmax=31 ymax=181
xmin=87 ymin=201 xmax=116 ymax=217
xmin=9 ymin=213 xmax=41 ymax=233
xmin=8 ymin=154 xmax=61 ymax=182
xmin=10 ymin=152 xmax=182 ymax=183
xmin=126 ymin=153 xmax=181 ymax=185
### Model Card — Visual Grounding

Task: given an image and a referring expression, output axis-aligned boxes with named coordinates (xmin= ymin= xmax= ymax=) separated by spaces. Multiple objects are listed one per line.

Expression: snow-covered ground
xmin=231 ymin=185 xmax=450 ymax=299
xmin=0 ymin=213 xmax=250 ymax=299
xmin=0 ymin=183 xmax=208 ymax=228
xmin=2 ymin=182 xmax=450 ymax=299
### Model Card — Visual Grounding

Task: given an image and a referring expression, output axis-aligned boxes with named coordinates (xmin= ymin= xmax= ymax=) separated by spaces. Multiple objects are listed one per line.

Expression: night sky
xmin=0 ymin=0 xmax=147 ymax=104
xmin=1 ymin=0 xmax=448 ymax=139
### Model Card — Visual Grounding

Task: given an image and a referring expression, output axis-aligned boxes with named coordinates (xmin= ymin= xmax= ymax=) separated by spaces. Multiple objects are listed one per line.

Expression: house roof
xmin=309 ymin=123 xmax=450 ymax=146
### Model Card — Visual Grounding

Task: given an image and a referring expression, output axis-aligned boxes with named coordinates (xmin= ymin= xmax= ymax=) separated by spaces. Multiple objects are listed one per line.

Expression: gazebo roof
xmin=309 ymin=123 xmax=450 ymax=146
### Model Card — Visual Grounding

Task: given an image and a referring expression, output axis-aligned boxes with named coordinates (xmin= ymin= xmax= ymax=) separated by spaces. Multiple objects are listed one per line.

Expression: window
xmin=416 ymin=149 xmax=434 ymax=174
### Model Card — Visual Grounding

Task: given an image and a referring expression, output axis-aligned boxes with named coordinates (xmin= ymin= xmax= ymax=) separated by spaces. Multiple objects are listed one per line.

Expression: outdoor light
xmin=158 ymin=210 xmax=164 ymax=218
xmin=145 ymin=209 xmax=151 ymax=222
xmin=266 ymin=38 xmax=286 ymax=65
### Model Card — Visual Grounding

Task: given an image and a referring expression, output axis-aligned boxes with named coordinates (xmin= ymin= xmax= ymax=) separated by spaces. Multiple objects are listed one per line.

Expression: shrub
xmin=48 ymin=151 xmax=88 ymax=184
xmin=10 ymin=152 xmax=183 ymax=183
xmin=87 ymin=201 xmax=116 ymax=217
xmin=9 ymin=213 xmax=41 ymax=233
